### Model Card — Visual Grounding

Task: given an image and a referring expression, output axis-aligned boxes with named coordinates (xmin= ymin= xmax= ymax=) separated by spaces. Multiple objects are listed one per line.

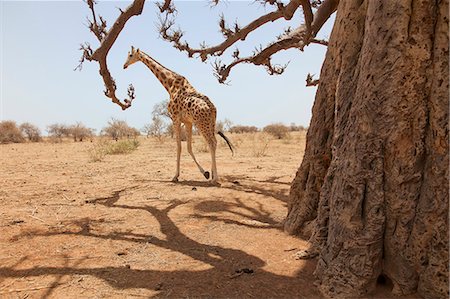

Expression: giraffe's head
xmin=123 ymin=46 xmax=140 ymax=69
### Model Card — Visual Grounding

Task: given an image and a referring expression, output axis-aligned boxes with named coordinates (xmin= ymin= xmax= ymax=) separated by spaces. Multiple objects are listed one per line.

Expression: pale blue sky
xmin=1 ymin=1 xmax=334 ymax=133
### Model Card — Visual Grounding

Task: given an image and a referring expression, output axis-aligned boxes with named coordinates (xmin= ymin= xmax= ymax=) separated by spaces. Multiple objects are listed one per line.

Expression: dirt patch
xmin=0 ymin=133 xmax=405 ymax=298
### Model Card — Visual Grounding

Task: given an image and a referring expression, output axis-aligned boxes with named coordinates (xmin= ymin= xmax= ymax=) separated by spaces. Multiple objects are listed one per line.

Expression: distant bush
xmin=20 ymin=122 xmax=42 ymax=142
xmin=68 ymin=122 xmax=95 ymax=142
xmin=289 ymin=123 xmax=306 ymax=132
xmin=229 ymin=125 xmax=259 ymax=134
xmin=0 ymin=121 xmax=25 ymax=144
xmin=47 ymin=123 xmax=69 ymax=142
xmin=101 ymin=118 xmax=140 ymax=140
xmin=263 ymin=123 xmax=289 ymax=139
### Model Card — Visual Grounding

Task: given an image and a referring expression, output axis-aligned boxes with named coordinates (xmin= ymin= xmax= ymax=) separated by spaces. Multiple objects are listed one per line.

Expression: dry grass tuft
xmin=106 ymin=139 xmax=140 ymax=155
xmin=251 ymin=132 xmax=271 ymax=157
xmin=88 ymin=139 xmax=140 ymax=162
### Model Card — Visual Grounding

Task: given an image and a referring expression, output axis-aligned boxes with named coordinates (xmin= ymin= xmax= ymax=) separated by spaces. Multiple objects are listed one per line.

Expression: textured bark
xmin=285 ymin=0 xmax=449 ymax=298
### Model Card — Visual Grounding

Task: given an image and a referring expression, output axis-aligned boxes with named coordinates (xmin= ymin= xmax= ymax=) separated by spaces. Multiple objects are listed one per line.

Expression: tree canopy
xmin=77 ymin=0 xmax=336 ymax=110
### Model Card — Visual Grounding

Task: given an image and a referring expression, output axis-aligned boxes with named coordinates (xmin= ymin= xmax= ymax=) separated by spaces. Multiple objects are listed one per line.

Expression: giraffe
xmin=123 ymin=46 xmax=233 ymax=184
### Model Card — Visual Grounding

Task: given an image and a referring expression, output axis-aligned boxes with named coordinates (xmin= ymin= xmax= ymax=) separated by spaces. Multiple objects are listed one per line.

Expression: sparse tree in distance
xmin=0 ymin=121 xmax=25 ymax=144
xmin=20 ymin=122 xmax=42 ymax=142
xmin=101 ymin=118 xmax=140 ymax=140
xmin=68 ymin=122 xmax=95 ymax=142
xmin=215 ymin=120 xmax=225 ymax=133
xmin=223 ymin=119 xmax=233 ymax=132
xmin=141 ymin=123 xmax=152 ymax=138
xmin=79 ymin=1 xmax=448 ymax=298
xmin=47 ymin=123 xmax=69 ymax=142
xmin=216 ymin=119 xmax=233 ymax=133
xmin=143 ymin=115 xmax=166 ymax=140
xmin=152 ymin=99 xmax=170 ymax=119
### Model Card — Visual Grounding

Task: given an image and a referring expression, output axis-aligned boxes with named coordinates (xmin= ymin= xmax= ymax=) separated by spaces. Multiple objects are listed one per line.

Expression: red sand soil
xmin=0 ymin=133 xmax=413 ymax=298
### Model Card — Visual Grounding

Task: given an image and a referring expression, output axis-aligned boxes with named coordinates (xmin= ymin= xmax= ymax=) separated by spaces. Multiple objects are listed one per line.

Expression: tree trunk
xmin=285 ymin=0 xmax=449 ymax=298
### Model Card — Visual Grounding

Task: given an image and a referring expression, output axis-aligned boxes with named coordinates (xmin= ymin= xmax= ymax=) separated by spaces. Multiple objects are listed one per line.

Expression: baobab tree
xmin=78 ymin=1 xmax=449 ymax=298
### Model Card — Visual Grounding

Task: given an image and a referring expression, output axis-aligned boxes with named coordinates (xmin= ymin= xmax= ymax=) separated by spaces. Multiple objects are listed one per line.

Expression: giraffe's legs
xmin=185 ymin=123 xmax=209 ymax=179
xmin=207 ymin=133 xmax=218 ymax=183
xmin=172 ymin=120 xmax=182 ymax=182
xmin=198 ymin=126 xmax=219 ymax=184
xmin=210 ymin=142 xmax=218 ymax=183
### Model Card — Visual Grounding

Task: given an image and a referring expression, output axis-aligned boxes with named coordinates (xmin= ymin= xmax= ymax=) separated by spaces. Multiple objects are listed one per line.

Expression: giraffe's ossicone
xmin=123 ymin=46 xmax=234 ymax=184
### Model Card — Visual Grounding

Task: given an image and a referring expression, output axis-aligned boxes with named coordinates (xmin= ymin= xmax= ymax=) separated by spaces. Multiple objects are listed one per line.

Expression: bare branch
xmin=156 ymin=0 xmax=175 ymax=13
xmin=85 ymin=0 xmax=107 ymax=41
xmin=74 ymin=43 xmax=93 ymax=71
xmin=212 ymin=24 xmax=306 ymax=83
xmin=79 ymin=0 xmax=146 ymax=110
xmin=159 ymin=0 xmax=302 ymax=62
xmin=311 ymin=38 xmax=329 ymax=46
xmin=161 ymin=0 xmax=338 ymax=83
xmin=300 ymin=0 xmax=313 ymax=33
xmin=306 ymin=73 xmax=319 ymax=86
xmin=210 ymin=0 xmax=338 ymax=82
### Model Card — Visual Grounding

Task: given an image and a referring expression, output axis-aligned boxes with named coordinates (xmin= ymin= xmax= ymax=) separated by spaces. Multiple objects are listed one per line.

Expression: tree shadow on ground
xmin=1 ymin=188 xmax=319 ymax=298
xmin=222 ymin=175 xmax=289 ymax=203
xmin=192 ymin=197 xmax=282 ymax=229
xmin=135 ymin=176 xmax=289 ymax=203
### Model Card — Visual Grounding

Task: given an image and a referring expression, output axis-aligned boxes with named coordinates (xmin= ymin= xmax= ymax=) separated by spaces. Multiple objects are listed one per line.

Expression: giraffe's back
xmin=169 ymin=91 xmax=217 ymax=131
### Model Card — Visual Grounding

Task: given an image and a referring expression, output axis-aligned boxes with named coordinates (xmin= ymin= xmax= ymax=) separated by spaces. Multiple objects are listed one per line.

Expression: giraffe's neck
xmin=137 ymin=51 xmax=184 ymax=95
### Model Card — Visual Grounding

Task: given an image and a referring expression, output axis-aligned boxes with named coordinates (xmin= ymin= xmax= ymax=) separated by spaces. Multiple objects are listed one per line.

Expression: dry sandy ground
xmin=0 ymin=132 xmax=405 ymax=298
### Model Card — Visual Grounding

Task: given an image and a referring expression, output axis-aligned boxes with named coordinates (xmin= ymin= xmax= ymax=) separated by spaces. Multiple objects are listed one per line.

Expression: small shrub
xmin=230 ymin=134 xmax=244 ymax=148
xmin=263 ymin=123 xmax=289 ymax=139
xmin=0 ymin=121 xmax=25 ymax=144
xmin=105 ymin=139 xmax=140 ymax=155
xmin=87 ymin=139 xmax=109 ymax=162
xmin=20 ymin=122 xmax=42 ymax=142
xmin=252 ymin=132 xmax=271 ymax=157
xmin=88 ymin=139 xmax=140 ymax=162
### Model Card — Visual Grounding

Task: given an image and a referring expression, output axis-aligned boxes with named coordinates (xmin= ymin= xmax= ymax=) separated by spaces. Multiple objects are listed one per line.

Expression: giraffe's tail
xmin=217 ymin=131 xmax=235 ymax=156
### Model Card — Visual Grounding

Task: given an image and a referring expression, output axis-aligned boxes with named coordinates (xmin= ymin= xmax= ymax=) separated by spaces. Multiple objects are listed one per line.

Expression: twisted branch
xmin=160 ymin=0 xmax=338 ymax=83
xmin=159 ymin=0 xmax=302 ymax=61
xmin=77 ymin=0 xmax=145 ymax=110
